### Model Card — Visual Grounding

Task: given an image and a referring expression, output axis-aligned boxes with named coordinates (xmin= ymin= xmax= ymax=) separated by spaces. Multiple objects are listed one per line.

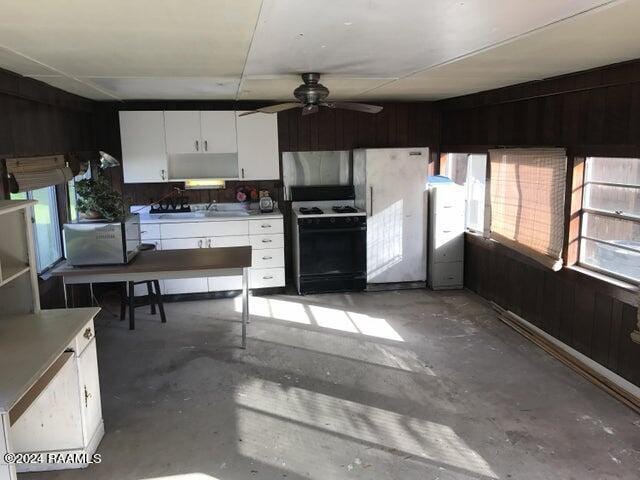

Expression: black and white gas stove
xmin=291 ymin=185 xmax=367 ymax=294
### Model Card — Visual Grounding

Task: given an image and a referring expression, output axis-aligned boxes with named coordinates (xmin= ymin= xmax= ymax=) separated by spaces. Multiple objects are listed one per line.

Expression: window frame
xmin=575 ymin=156 xmax=640 ymax=285
xmin=12 ymin=185 xmax=64 ymax=274
xmin=439 ymin=152 xmax=489 ymax=235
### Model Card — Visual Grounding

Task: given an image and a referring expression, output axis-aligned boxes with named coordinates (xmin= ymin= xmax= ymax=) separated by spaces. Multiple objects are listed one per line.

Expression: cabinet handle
xmin=241 ymin=168 xmax=245 ymax=178
xmin=84 ymin=385 xmax=92 ymax=408
xmin=261 ymin=224 xmax=271 ymax=228
xmin=195 ymin=140 xmax=199 ymax=151
xmin=204 ymin=140 xmax=208 ymax=151
xmin=207 ymin=239 xmax=212 ymax=248
xmin=263 ymin=275 xmax=273 ymax=280
xmin=198 ymin=239 xmax=203 ymax=248
xmin=83 ymin=328 xmax=93 ymax=340
xmin=262 ymin=239 xmax=272 ymax=243
xmin=262 ymin=256 xmax=272 ymax=260
xmin=161 ymin=169 xmax=166 ymax=180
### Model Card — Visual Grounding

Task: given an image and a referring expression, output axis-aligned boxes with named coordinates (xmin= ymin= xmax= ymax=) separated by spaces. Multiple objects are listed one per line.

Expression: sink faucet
xmin=206 ymin=200 xmax=218 ymax=211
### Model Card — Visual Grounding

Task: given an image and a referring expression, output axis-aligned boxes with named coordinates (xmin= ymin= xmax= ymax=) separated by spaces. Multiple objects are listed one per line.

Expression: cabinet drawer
xmin=250 ymin=234 xmax=284 ymax=250
xmin=250 ymin=268 xmax=285 ymax=288
xmin=140 ymin=223 xmax=161 ymax=240
xmin=251 ymin=248 xmax=285 ymax=268
xmin=431 ymin=262 xmax=463 ymax=288
xmin=249 ymin=218 xmax=283 ymax=235
xmin=161 ymin=221 xmax=248 ymax=239
xmin=74 ymin=319 xmax=95 ymax=355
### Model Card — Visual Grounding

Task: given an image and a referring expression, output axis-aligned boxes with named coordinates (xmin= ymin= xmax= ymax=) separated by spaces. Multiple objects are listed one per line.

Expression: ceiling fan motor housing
xmin=294 ymin=72 xmax=330 ymax=104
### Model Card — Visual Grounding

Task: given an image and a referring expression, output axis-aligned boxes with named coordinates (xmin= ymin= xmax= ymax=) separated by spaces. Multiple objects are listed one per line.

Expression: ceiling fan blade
xmin=301 ymin=104 xmax=319 ymax=116
xmin=324 ymin=102 xmax=383 ymax=114
xmin=239 ymin=102 xmax=303 ymax=116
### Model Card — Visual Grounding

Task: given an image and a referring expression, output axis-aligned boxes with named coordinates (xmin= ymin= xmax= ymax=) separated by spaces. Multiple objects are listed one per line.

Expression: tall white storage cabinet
xmin=428 ymin=183 xmax=465 ymax=290
xmin=353 ymin=148 xmax=429 ymax=284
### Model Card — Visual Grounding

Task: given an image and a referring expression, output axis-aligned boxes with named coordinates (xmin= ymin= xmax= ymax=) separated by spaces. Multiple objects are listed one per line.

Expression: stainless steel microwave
xmin=63 ymin=214 xmax=141 ymax=266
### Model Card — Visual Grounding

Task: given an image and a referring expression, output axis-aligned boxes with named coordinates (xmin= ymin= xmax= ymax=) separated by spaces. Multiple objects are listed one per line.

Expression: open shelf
xmin=0 ymin=259 xmax=31 ymax=287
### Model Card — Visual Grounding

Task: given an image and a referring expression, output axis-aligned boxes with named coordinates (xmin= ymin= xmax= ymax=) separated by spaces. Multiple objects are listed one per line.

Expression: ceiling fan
xmin=239 ymin=73 xmax=383 ymax=117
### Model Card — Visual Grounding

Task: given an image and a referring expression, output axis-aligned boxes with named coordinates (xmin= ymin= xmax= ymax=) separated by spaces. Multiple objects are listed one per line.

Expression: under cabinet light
xmin=184 ymin=179 xmax=226 ymax=190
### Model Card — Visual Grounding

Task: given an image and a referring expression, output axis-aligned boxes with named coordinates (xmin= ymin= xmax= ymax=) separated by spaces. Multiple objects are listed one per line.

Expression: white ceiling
xmin=0 ymin=0 xmax=638 ymax=101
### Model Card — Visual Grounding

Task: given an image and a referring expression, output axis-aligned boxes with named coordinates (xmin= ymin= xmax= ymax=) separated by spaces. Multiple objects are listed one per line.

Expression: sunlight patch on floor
xmin=234 ymin=296 xmax=404 ymax=342
xmin=235 ymin=379 xmax=497 ymax=479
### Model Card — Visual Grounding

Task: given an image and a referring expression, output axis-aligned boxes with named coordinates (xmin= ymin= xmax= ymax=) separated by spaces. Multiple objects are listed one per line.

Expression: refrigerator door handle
xmin=369 ymin=186 xmax=373 ymax=217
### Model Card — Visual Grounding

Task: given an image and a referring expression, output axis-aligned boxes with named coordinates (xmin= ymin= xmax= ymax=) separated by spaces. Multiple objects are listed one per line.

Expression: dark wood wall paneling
xmin=0 ymin=68 xmax=97 ymax=308
xmin=438 ymin=59 xmax=640 ymax=387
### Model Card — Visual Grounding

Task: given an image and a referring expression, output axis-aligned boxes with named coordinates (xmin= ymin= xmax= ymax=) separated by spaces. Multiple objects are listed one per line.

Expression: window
xmin=441 ymin=153 xmax=487 ymax=233
xmin=579 ymin=157 xmax=640 ymax=283
xmin=10 ymin=186 xmax=63 ymax=273
xmin=488 ymin=148 xmax=567 ymax=270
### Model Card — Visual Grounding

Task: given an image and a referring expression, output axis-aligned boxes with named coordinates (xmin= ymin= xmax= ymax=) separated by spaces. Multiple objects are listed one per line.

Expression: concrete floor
xmin=24 ymin=289 xmax=640 ymax=480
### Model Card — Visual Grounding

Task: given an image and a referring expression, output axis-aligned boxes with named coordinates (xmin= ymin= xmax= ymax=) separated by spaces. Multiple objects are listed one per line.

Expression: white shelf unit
xmin=0 ymin=200 xmax=104 ymax=480
xmin=427 ymin=184 xmax=465 ymax=290
xmin=0 ymin=200 xmax=39 ymax=314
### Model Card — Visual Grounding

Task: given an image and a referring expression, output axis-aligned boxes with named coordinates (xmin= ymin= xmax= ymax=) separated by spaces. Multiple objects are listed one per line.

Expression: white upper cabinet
xmin=120 ymin=110 xmax=280 ymax=183
xmin=164 ymin=111 xmax=201 ymax=154
xmin=165 ymin=111 xmax=237 ymax=154
xmin=200 ymin=111 xmax=237 ymax=153
xmin=236 ymin=112 xmax=280 ymax=180
xmin=119 ymin=111 xmax=168 ymax=183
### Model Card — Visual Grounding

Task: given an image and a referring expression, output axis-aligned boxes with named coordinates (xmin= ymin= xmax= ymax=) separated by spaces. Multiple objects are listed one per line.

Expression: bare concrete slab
xmin=22 ymin=289 xmax=640 ymax=480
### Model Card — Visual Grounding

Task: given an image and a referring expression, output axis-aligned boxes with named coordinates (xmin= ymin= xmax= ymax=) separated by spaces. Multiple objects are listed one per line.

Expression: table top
xmin=0 ymin=307 xmax=100 ymax=413
xmin=51 ymin=246 xmax=252 ymax=278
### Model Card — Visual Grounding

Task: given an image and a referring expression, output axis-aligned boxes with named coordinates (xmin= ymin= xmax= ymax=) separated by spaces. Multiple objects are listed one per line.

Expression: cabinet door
xmin=236 ymin=112 xmax=280 ymax=180
xmin=11 ymin=353 xmax=84 ymax=452
xmin=120 ymin=111 xmax=168 ymax=183
xmin=206 ymin=235 xmax=249 ymax=292
xmin=78 ymin=340 xmax=102 ymax=444
xmin=200 ymin=111 xmax=237 ymax=153
xmin=164 ymin=111 xmax=201 ymax=153
xmin=161 ymin=238 xmax=208 ymax=293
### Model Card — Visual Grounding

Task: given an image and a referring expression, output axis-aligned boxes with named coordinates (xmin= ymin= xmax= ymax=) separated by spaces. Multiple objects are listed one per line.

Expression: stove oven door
xmin=297 ymin=222 xmax=366 ymax=293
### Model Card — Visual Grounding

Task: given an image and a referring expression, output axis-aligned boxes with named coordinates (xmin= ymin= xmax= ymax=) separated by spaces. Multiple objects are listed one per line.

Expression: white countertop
xmin=133 ymin=206 xmax=282 ymax=224
xmin=0 ymin=308 xmax=100 ymax=413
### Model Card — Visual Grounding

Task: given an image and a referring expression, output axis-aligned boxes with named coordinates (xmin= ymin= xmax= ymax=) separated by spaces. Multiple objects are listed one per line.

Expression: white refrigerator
xmin=353 ymin=148 xmax=429 ymax=284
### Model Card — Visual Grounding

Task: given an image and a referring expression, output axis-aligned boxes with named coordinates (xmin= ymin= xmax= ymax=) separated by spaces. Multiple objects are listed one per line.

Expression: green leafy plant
xmin=75 ymin=174 xmax=123 ymax=221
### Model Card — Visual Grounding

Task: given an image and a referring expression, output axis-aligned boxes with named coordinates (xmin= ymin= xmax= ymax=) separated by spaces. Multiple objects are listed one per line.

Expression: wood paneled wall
xmin=440 ymin=59 xmax=640 ymax=156
xmin=438 ymin=60 xmax=640 ymax=387
xmin=0 ymin=68 xmax=97 ymax=308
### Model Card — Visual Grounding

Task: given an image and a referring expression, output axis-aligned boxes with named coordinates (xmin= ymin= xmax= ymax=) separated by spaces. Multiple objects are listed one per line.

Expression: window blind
xmin=5 ymin=155 xmax=73 ymax=193
xmin=488 ymin=148 xmax=567 ymax=270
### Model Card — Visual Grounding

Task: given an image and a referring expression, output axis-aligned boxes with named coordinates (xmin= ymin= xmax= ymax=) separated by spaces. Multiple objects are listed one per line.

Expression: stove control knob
xmin=345 ymin=217 xmax=351 ymax=223
xmin=306 ymin=218 xmax=313 ymax=225
xmin=330 ymin=218 xmax=336 ymax=223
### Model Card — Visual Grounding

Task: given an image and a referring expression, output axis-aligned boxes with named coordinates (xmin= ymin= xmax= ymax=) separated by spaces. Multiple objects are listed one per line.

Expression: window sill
xmin=566 ymin=265 xmax=639 ymax=293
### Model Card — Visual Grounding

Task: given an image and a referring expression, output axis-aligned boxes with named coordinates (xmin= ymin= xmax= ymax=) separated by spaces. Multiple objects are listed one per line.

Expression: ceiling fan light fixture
xmin=241 ymin=73 xmax=383 ymax=117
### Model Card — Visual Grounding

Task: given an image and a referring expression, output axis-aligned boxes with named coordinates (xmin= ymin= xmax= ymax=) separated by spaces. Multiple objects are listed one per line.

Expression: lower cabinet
xmin=144 ymin=217 xmax=285 ymax=294
xmin=9 ymin=319 xmax=104 ymax=473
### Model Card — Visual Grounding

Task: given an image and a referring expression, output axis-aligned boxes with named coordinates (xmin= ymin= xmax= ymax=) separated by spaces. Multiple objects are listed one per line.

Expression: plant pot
xmin=80 ymin=210 xmax=103 ymax=220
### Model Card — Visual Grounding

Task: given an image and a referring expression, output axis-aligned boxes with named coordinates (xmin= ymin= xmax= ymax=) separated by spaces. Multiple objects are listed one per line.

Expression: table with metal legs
xmin=53 ymin=248 xmax=252 ymax=348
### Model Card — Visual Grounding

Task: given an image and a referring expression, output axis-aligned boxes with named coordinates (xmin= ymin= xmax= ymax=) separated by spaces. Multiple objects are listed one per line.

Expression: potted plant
xmin=75 ymin=174 xmax=124 ymax=221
